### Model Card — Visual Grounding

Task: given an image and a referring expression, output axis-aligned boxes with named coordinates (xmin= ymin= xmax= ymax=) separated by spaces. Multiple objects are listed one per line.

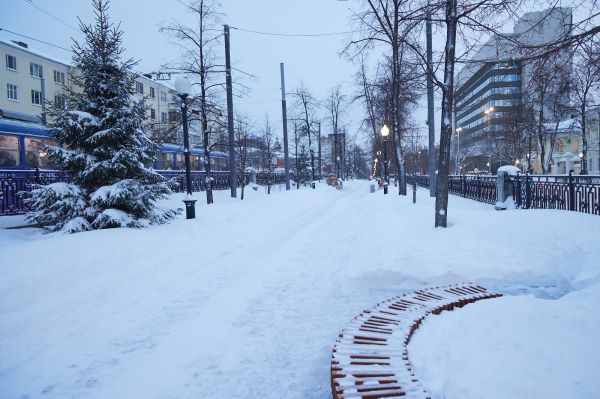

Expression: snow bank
xmin=1 ymin=181 xmax=598 ymax=399
xmin=409 ymin=283 xmax=600 ymax=398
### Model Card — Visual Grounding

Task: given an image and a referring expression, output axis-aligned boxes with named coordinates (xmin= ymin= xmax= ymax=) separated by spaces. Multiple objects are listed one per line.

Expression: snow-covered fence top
xmin=331 ymin=284 xmax=502 ymax=399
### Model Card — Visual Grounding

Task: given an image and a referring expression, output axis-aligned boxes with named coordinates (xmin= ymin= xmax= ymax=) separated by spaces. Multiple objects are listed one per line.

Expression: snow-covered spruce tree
xmin=26 ymin=0 xmax=179 ymax=233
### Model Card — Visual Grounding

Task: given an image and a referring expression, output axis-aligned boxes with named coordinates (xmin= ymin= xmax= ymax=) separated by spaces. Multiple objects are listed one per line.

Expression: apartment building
xmin=1 ymin=39 xmax=71 ymax=123
xmin=0 ymin=39 xmax=178 ymax=133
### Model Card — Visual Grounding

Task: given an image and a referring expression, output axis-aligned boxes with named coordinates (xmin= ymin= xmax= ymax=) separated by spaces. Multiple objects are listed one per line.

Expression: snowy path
xmin=1 ymin=181 xmax=599 ymax=398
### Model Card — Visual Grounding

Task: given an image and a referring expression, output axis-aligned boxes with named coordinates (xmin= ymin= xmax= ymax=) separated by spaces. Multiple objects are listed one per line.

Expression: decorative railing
xmin=0 ymin=169 xmax=288 ymax=216
xmin=512 ymin=173 xmax=600 ymax=215
xmin=408 ymin=173 xmax=600 ymax=215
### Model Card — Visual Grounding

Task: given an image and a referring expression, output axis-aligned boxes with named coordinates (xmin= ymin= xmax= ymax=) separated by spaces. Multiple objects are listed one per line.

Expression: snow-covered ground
xmin=1 ymin=181 xmax=598 ymax=399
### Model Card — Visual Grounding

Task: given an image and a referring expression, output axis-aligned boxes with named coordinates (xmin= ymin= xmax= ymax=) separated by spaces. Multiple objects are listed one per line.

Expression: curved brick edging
xmin=331 ymin=284 xmax=502 ymax=399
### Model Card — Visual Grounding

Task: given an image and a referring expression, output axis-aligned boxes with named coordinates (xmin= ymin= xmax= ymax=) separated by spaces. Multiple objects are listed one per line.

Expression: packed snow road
xmin=1 ymin=181 xmax=599 ymax=398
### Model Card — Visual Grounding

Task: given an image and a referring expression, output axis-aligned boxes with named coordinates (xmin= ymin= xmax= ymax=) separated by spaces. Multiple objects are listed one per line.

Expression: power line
xmin=0 ymin=27 xmax=71 ymax=51
xmin=23 ymin=0 xmax=79 ymax=32
xmin=230 ymin=26 xmax=358 ymax=37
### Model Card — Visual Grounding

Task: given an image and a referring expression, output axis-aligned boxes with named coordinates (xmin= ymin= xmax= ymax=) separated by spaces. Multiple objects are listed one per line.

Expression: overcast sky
xmin=3 ymin=1 xmax=591 ymax=146
xmin=1 ymin=0 xmax=386 ymax=144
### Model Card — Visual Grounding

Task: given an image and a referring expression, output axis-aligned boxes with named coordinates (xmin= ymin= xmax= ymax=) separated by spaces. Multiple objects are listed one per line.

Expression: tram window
xmin=190 ymin=155 xmax=201 ymax=171
xmin=175 ymin=153 xmax=184 ymax=170
xmin=159 ymin=152 xmax=174 ymax=170
xmin=0 ymin=135 xmax=20 ymax=167
xmin=24 ymin=138 xmax=56 ymax=168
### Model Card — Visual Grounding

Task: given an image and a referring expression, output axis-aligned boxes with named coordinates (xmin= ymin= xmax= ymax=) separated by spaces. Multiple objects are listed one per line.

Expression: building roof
xmin=0 ymin=38 xmax=72 ymax=67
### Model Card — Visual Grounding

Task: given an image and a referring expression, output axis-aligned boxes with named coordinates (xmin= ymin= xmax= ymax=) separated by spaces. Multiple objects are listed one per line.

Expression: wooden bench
xmin=331 ymin=284 xmax=502 ymax=399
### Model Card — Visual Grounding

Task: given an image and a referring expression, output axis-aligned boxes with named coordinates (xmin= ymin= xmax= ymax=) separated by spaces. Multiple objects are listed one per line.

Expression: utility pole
xmin=317 ymin=121 xmax=322 ymax=181
xmin=224 ymin=24 xmax=237 ymax=198
xmin=334 ymin=129 xmax=339 ymax=179
xmin=426 ymin=5 xmax=436 ymax=197
xmin=280 ymin=63 xmax=291 ymax=190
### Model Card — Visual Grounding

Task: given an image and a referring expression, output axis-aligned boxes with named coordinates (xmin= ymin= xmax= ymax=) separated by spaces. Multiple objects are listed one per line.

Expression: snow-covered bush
xmin=26 ymin=0 xmax=179 ymax=233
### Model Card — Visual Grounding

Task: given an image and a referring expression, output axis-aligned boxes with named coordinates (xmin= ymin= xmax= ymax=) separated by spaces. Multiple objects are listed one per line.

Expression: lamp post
xmin=381 ymin=124 xmax=390 ymax=194
xmin=455 ymin=127 xmax=462 ymax=173
xmin=579 ymin=151 xmax=585 ymax=174
xmin=175 ymin=77 xmax=196 ymax=219
xmin=485 ymin=107 xmax=494 ymax=174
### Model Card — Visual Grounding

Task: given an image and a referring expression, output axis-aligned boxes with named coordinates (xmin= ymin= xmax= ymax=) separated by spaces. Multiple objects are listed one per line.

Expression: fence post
xmin=34 ymin=167 xmax=40 ymax=185
xmin=525 ymin=172 xmax=531 ymax=209
xmin=514 ymin=172 xmax=521 ymax=208
xmin=477 ymin=175 xmax=482 ymax=199
xmin=568 ymin=170 xmax=575 ymax=211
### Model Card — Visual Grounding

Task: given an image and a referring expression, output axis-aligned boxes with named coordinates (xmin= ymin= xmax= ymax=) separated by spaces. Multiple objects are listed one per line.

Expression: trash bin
xmin=370 ymin=183 xmax=376 ymax=193
xmin=183 ymin=199 xmax=197 ymax=219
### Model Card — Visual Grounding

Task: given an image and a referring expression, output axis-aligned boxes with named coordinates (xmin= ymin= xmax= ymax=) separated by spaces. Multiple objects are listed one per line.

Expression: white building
xmin=1 ymin=38 xmax=178 ymax=132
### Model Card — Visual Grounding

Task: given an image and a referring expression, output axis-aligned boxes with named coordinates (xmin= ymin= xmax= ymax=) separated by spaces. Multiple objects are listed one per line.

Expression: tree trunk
xmin=434 ymin=0 xmax=458 ymax=228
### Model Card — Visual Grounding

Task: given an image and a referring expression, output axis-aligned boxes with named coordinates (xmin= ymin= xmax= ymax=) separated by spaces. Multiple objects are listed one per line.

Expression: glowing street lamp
xmin=380 ymin=125 xmax=390 ymax=194
xmin=485 ymin=107 xmax=495 ymax=174
xmin=455 ymin=127 xmax=463 ymax=173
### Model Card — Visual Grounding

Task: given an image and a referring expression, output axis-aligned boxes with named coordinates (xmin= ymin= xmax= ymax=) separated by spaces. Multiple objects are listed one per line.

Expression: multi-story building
xmin=1 ymin=38 xmax=179 ymax=134
xmin=454 ymin=7 xmax=573 ymax=174
xmin=1 ymin=39 xmax=71 ymax=123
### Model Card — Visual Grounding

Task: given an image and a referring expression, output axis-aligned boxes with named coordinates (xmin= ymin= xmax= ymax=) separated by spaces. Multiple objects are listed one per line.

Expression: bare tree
xmin=291 ymin=84 xmax=319 ymax=183
xmin=523 ymin=56 xmax=572 ymax=174
xmin=326 ymin=85 xmax=347 ymax=179
xmin=261 ymin=116 xmax=277 ymax=194
xmin=354 ymin=57 xmax=380 ymax=163
xmin=572 ymin=39 xmax=600 ymax=174
xmin=161 ymin=0 xmax=224 ymax=204
xmin=235 ymin=115 xmax=251 ymax=200
xmin=345 ymin=0 xmax=426 ymax=195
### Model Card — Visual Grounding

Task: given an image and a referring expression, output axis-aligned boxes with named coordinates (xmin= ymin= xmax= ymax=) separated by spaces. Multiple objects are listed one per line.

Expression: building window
xmin=161 ymin=111 xmax=167 ymax=123
xmin=30 ymin=62 xmax=43 ymax=78
xmin=150 ymin=108 xmax=156 ymax=120
xmin=54 ymin=70 xmax=66 ymax=85
xmin=54 ymin=94 xmax=67 ymax=109
xmin=168 ymin=110 xmax=179 ymax=123
xmin=136 ymin=82 xmax=144 ymax=95
xmin=5 ymin=54 xmax=17 ymax=70
xmin=160 ymin=91 xmax=167 ymax=102
xmin=31 ymin=90 xmax=42 ymax=105
xmin=150 ymin=87 xmax=155 ymax=99
xmin=0 ymin=134 xmax=20 ymax=167
xmin=6 ymin=84 xmax=18 ymax=101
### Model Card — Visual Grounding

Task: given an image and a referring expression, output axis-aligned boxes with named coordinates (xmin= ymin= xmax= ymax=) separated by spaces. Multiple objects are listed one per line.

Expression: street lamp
xmin=455 ymin=127 xmax=463 ymax=173
xmin=175 ymin=77 xmax=196 ymax=219
xmin=484 ymin=107 xmax=495 ymax=174
xmin=380 ymin=124 xmax=390 ymax=194
xmin=578 ymin=151 xmax=587 ymax=174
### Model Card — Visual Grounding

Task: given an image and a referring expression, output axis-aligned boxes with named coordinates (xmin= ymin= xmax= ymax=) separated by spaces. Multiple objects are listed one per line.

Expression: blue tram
xmin=0 ymin=118 xmax=228 ymax=171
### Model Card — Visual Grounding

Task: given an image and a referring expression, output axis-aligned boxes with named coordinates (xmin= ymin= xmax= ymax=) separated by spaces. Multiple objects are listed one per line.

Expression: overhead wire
xmin=23 ymin=0 xmax=79 ymax=32
xmin=230 ymin=26 xmax=359 ymax=37
xmin=0 ymin=27 xmax=71 ymax=51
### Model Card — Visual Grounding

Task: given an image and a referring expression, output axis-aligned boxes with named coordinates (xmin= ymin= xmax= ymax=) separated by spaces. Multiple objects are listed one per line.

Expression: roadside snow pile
xmin=409 ymin=282 xmax=600 ymax=399
xmin=1 ymin=180 xmax=598 ymax=399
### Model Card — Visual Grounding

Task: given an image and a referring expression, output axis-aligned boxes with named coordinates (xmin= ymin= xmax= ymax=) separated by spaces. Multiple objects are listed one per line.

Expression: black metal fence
xmin=512 ymin=173 xmax=600 ymax=214
xmin=408 ymin=173 xmax=600 ymax=215
xmin=0 ymin=169 xmax=288 ymax=216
